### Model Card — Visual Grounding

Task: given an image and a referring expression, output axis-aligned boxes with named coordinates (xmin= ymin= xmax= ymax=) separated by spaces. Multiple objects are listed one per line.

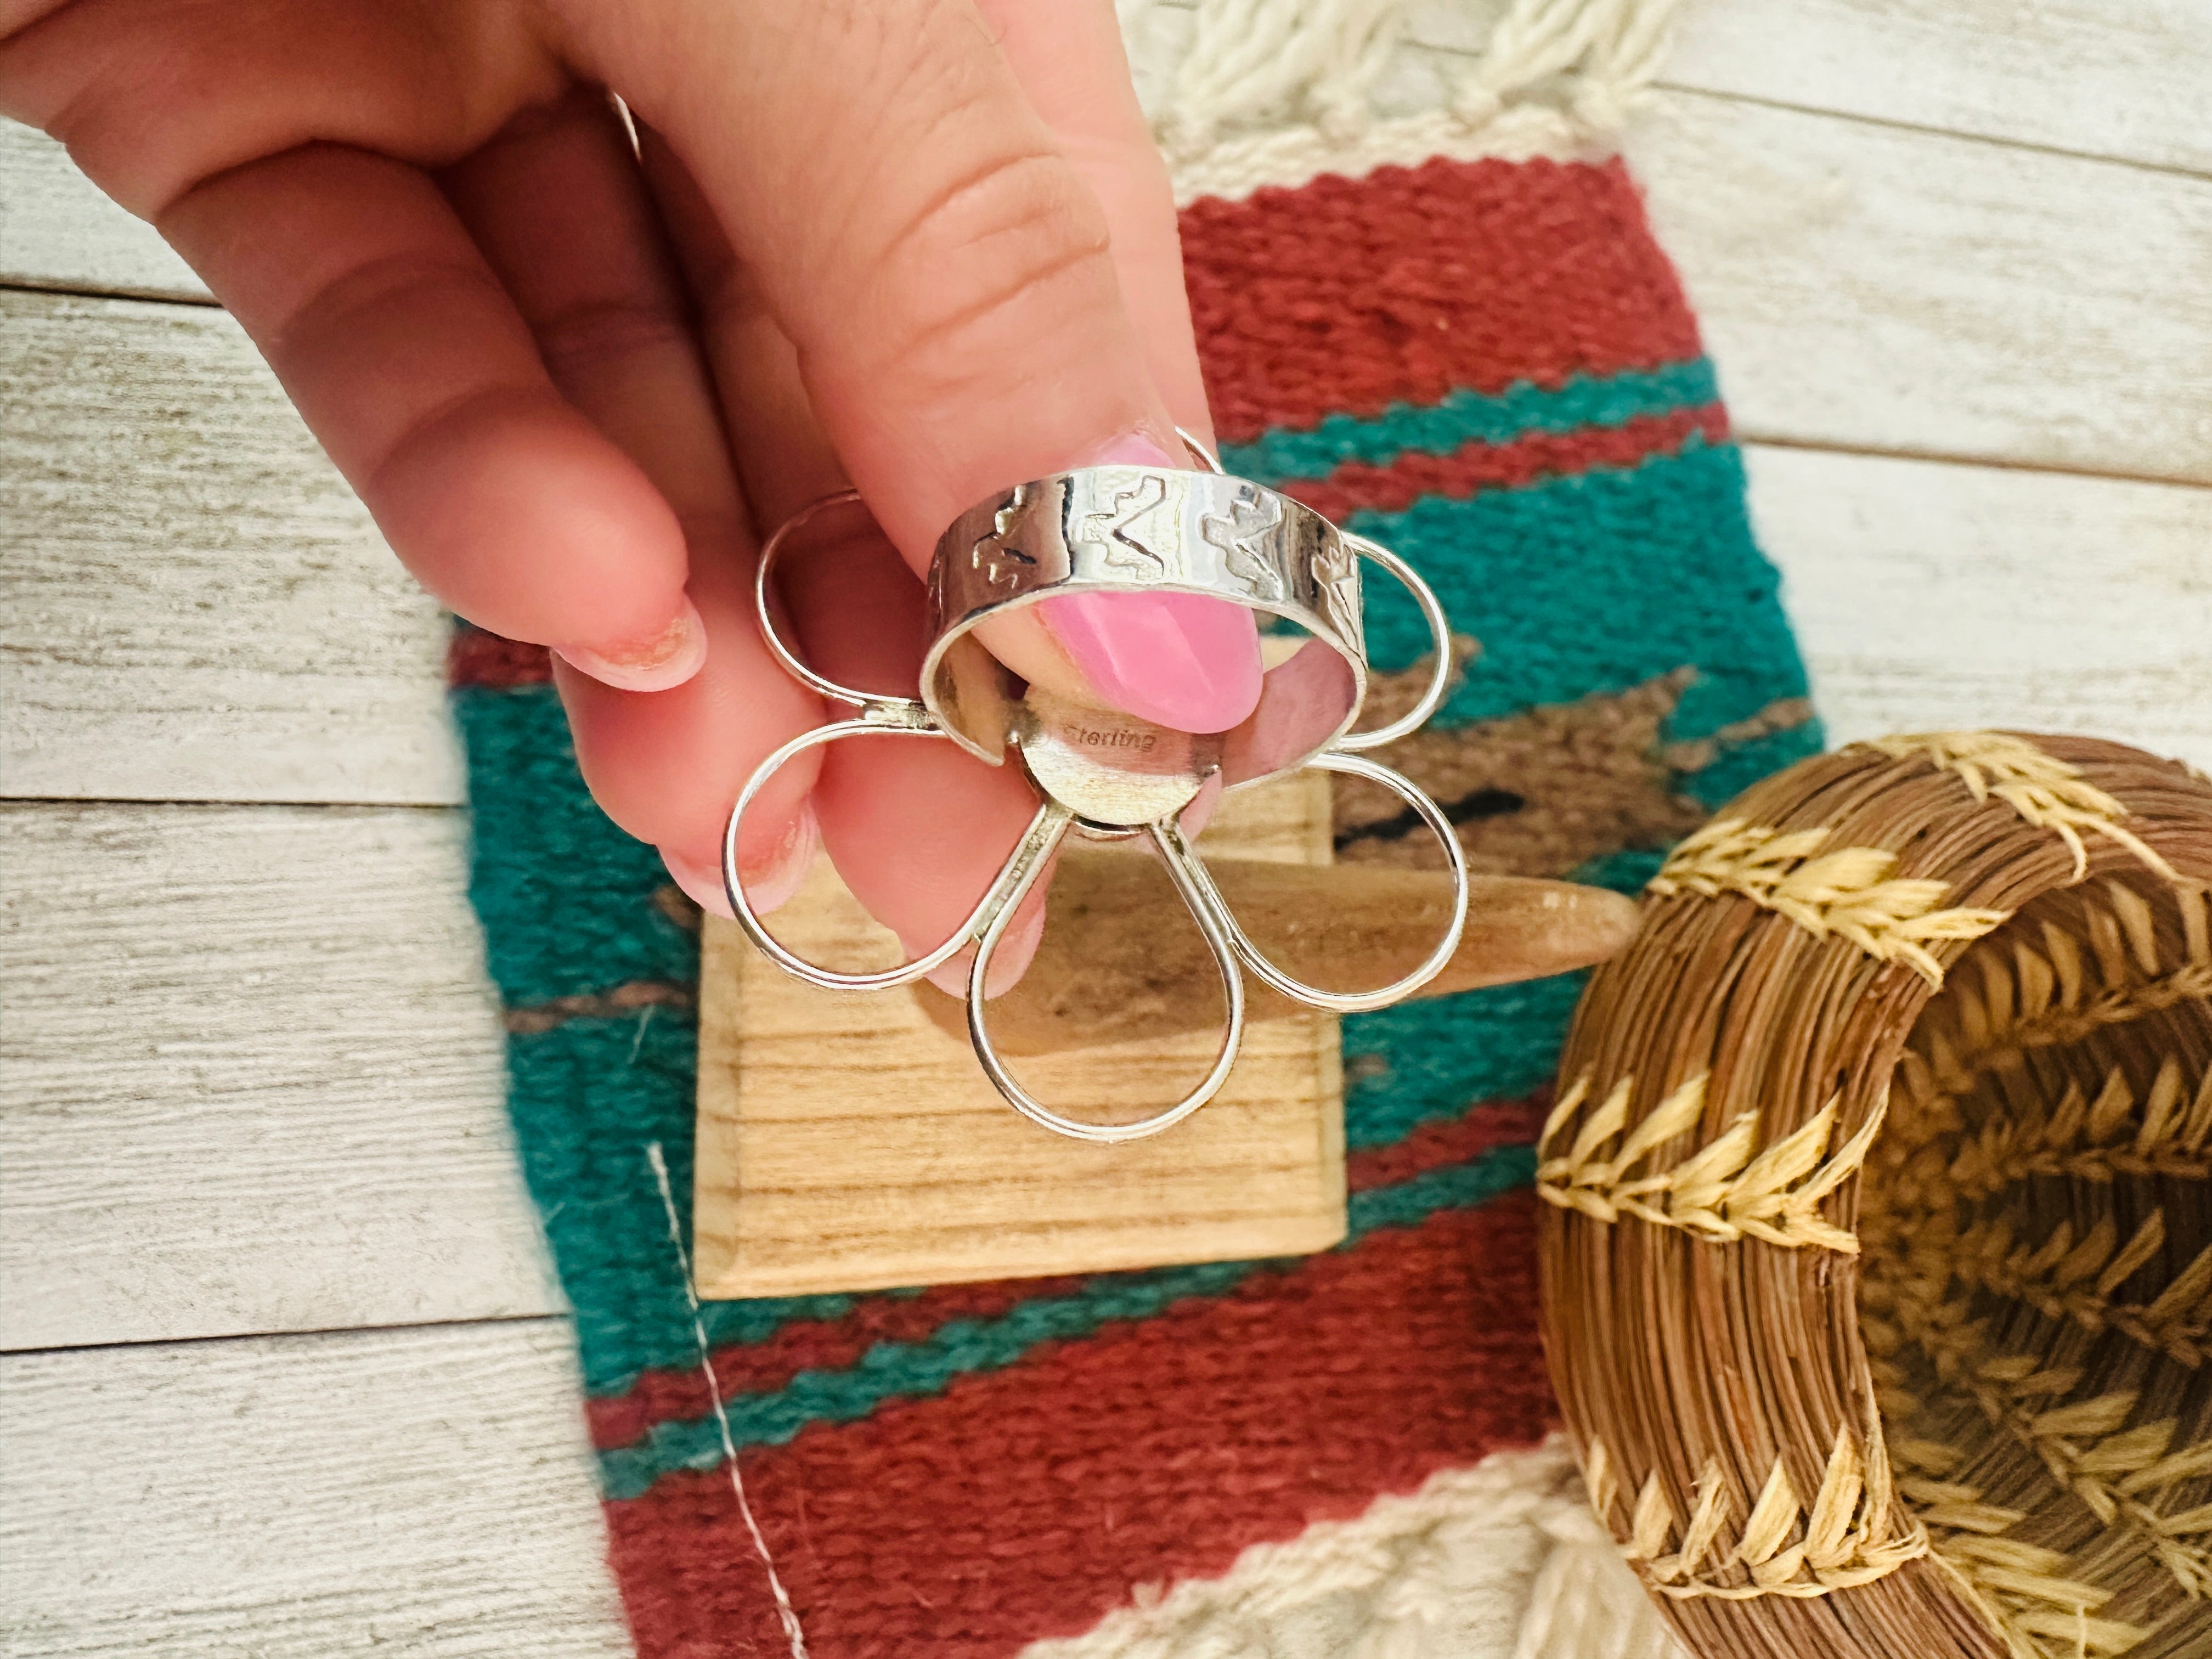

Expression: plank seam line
xmin=0 ymin=1310 xmax=568 ymax=1362
xmin=1143 ymin=0 xmax=2212 ymax=183
xmin=1735 ymin=434 xmax=2212 ymax=494
xmin=1654 ymin=83 xmax=2212 ymax=185
xmin=8 ymin=81 xmax=2207 ymax=331
xmin=0 ymin=275 xmax=218 ymax=308
xmin=0 ymin=796 xmax=467 ymax=814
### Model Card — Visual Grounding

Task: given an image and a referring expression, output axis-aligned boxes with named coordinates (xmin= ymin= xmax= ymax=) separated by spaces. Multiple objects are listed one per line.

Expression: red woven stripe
xmin=597 ymin=1099 xmax=1542 ymax=1451
xmin=1344 ymin=1097 xmax=1546 ymax=1192
xmin=1284 ymin=405 xmax=1726 ymax=522
xmin=606 ymin=1193 xmax=1551 ymax=1659
xmin=589 ymin=1276 xmax=1092 ymax=1452
xmin=1186 ymin=156 xmax=1702 ymax=443
xmin=448 ymin=627 xmax=552 ymax=688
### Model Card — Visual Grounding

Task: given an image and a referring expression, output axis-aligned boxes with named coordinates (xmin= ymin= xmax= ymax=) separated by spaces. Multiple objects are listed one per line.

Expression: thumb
xmin=547 ymin=0 xmax=1262 ymax=734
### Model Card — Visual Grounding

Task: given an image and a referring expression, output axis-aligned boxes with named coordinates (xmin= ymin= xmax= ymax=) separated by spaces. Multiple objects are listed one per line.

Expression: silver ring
xmin=926 ymin=464 xmax=1369 ymax=775
xmin=1334 ymin=534 xmax=1453 ymax=751
xmin=721 ymin=433 xmax=1467 ymax=1141
xmin=751 ymin=489 xmax=921 ymax=714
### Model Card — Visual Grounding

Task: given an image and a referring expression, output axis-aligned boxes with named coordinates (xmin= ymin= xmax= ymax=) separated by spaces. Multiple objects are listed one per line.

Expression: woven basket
xmin=1537 ymin=733 xmax=2212 ymax=1659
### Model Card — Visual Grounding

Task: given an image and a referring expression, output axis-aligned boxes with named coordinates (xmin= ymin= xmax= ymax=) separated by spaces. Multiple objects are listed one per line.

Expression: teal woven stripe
xmin=453 ymin=684 xmax=696 ymax=1006
xmin=451 ymin=688 xmax=1576 ymax=1392
xmin=1342 ymin=973 xmax=1586 ymax=1152
xmin=597 ymin=1142 xmax=1539 ymax=1498
xmin=1331 ymin=438 xmax=1816 ymax=1149
xmin=1351 ymin=437 xmax=1809 ymax=743
xmin=1218 ymin=359 xmax=1719 ymax=485
xmin=1684 ymin=721 xmax=1826 ymax=809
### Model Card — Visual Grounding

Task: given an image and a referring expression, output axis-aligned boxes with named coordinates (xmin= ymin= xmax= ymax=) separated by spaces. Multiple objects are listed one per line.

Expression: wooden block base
xmin=692 ymin=775 xmax=1345 ymax=1299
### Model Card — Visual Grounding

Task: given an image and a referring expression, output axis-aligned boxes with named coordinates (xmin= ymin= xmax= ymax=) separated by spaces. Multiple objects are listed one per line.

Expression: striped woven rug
xmin=448 ymin=5 xmax=1819 ymax=1654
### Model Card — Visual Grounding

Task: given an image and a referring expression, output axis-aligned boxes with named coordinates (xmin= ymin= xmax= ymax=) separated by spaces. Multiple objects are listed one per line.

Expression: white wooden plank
xmin=0 ymin=801 xmax=558 ymax=1353
xmin=13 ymin=267 xmax=2205 ymax=807
xmin=1146 ymin=4 xmax=2209 ymax=482
xmin=7 ymin=125 xmax=2209 ymax=808
xmin=1399 ymin=0 xmax=2212 ymax=178
xmin=1 ymin=289 xmax=463 ymax=806
xmin=1748 ymin=447 xmax=2212 ymax=770
xmin=10 ymin=1 xmax=2207 ymax=313
xmin=0 ymin=120 xmax=206 ymax=302
xmin=1627 ymin=88 xmax=2212 ymax=486
xmin=1142 ymin=1 xmax=2212 ymax=488
xmin=0 ymin=1319 xmax=632 ymax=1658
xmin=8 ymin=33 xmax=2211 ymax=490
xmin=1662 ymin=0 xmax=2212 ymax=177
xmin=1157 ymin=2 xmax=2210 ymax=481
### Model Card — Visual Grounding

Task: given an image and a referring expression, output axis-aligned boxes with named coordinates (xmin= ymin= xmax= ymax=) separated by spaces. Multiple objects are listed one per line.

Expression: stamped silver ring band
xmin=744 ymin=442 xmax=1456 ymax=779
xmin=723 ymin=431 xmax=1469 ymax=1142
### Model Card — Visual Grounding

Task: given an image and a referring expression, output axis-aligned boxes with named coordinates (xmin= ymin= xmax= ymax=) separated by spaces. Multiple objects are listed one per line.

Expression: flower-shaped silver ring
xmin=722 ymin=432 xmax=1469 ymax=1143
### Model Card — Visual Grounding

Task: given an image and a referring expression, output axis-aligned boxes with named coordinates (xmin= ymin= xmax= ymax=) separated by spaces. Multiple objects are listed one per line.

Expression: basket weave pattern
xmin=1539 ymin=733 xmax=2212 ymax=1658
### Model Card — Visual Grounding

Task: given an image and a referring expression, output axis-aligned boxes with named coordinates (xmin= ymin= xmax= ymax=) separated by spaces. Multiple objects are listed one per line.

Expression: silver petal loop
xmin=722 ymin=433 xmax=1466 ymax=1141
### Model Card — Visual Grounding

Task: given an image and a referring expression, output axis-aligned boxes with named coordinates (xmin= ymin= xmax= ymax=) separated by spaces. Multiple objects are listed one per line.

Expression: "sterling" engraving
xmin=1065 ymin=724 xmax=1158 ymax=754
xmin=1012 ymin=686 xmax=1217 ymax=830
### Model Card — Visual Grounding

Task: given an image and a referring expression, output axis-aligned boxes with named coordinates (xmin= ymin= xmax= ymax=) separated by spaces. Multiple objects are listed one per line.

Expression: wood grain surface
xmin=0 ymin=802 xmax=554 ymax=1352
xmin=11 ymin=63 xmax=2212 ymax=487
xmin=1660 ymin=0 xmax=2212 ymax=175
xmin=1402 ymin=0 xmax=2212 ymax=174
xmin=1750 ymin=447 xmax=2212 ymax=761
xmin=0 ymin=120 xmax=206 ymax=304
xmin=3 ymin=2 xmax=2209 ymax=1651
xmin=0 ymin=1320 xmax=627 ymax=1658
xmin=693 ymin=775 xmax=1345 ymax=1297
xmin=1627 ymin=89 xmax=2212 ymax=484
xmin=1 ymin=290 xmax=463 ymax=806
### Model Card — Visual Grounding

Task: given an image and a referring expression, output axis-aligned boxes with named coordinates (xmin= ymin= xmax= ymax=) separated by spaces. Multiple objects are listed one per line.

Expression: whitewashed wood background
xmin=3 ymin=2 xmax=2209 ymax=1652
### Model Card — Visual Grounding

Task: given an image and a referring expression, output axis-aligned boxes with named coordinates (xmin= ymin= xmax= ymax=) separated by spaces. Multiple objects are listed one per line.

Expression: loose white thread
xmin=646 ymin=1142 xmax=810 ymax=1659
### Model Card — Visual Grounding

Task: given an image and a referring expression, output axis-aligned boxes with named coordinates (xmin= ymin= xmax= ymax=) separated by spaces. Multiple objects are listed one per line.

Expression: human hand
xmin=1 ymin=0 xmax=1265 ymax=992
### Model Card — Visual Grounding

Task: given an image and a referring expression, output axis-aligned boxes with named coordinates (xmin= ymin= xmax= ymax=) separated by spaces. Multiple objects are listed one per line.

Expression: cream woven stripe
xmin=1017 ymin=1438 xmax=1685 ymax=1659
xmin=1127 ymin=0 xmax=1687 ymax=203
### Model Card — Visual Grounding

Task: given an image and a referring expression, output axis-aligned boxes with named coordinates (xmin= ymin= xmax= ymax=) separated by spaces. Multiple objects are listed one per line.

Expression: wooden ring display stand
xmin=1539 ymin=734 xmax=2212 ymax=1659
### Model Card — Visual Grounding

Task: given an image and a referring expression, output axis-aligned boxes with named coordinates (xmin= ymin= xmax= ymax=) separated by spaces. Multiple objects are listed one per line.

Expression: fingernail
xmin=1084 ymin=432 xmax=1194 ymax=469
xmin=661 ymin=803 xmax=817 ymax=921
xmin=1035 ymin=434 xmax=1263 ymax=733
xmin=556 ymin=596 xmax=708 ymax=692
xmin=1042 ymin=588 xmax=1263 ymax=734
xmin=920 ymin=900 xmax=1047 ymax=1000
